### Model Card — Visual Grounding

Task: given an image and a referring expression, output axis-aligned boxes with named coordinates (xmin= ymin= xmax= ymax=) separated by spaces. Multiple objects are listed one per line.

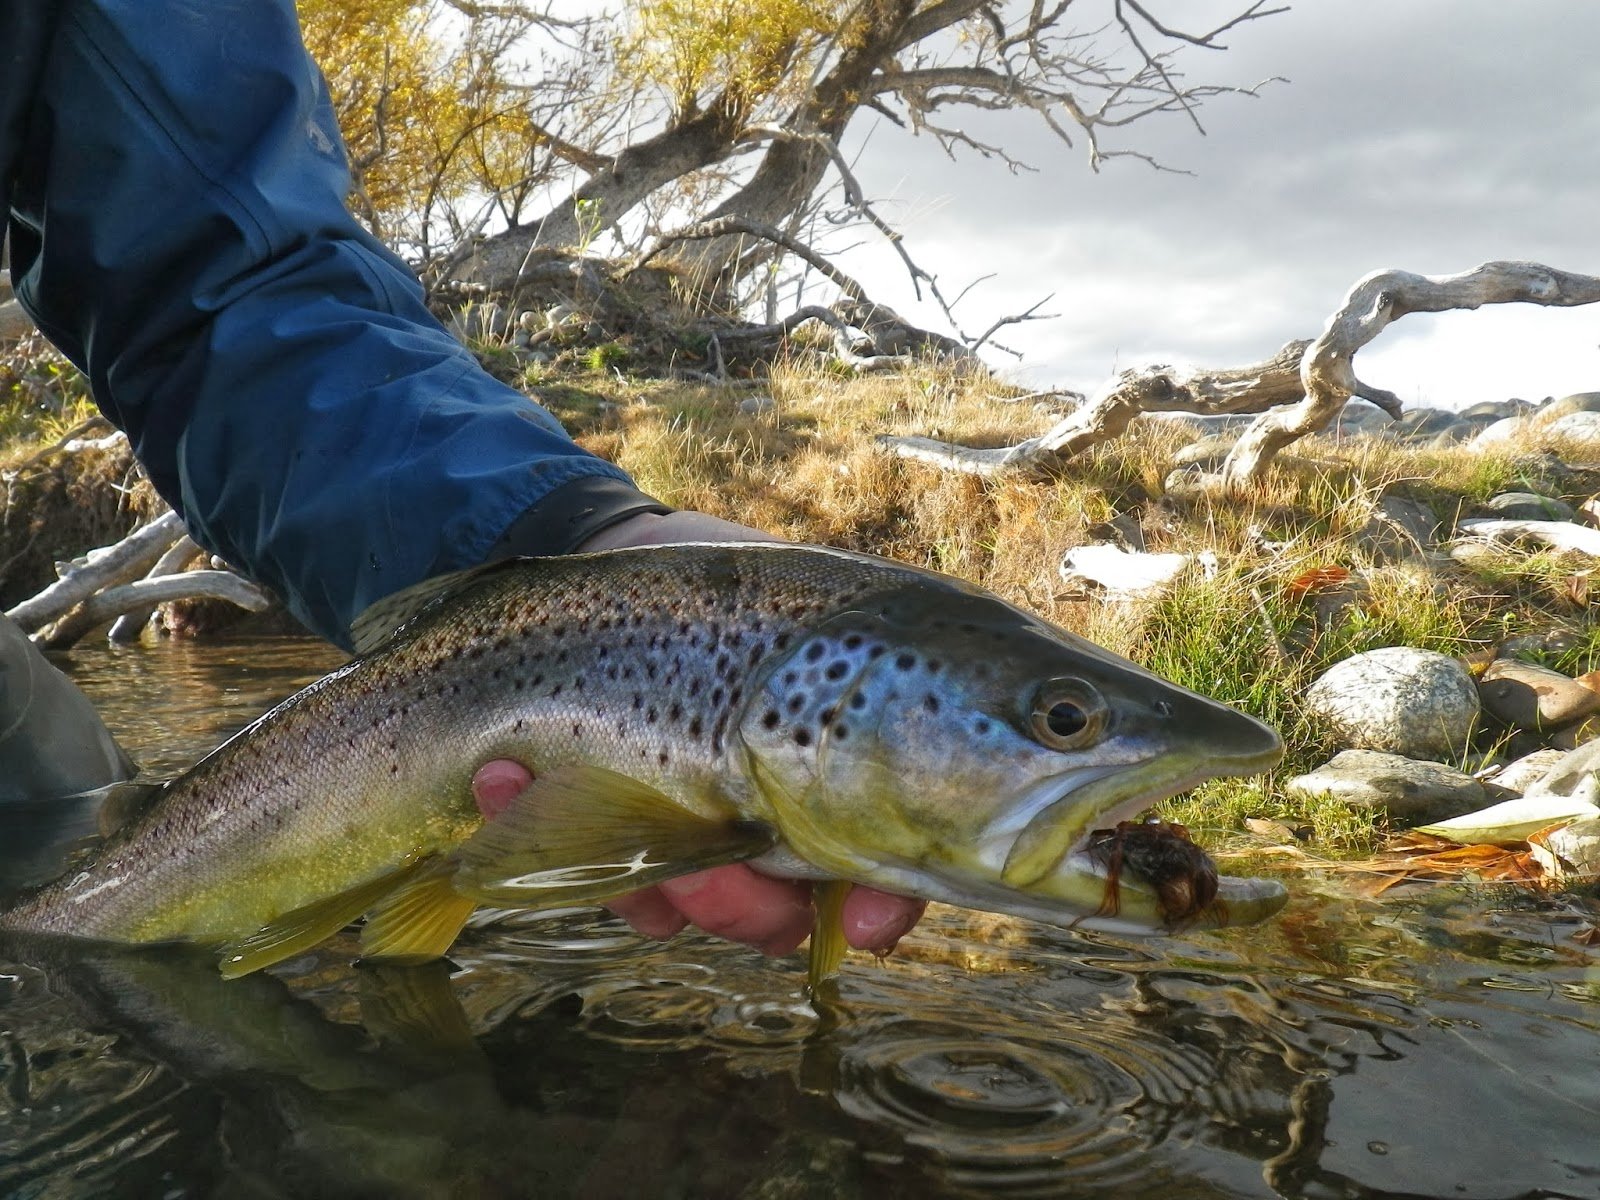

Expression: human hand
xmin=471 ymin=759 xmax=926 ymax=957
xmin=472 ymin=508 xmax=928 ymax=957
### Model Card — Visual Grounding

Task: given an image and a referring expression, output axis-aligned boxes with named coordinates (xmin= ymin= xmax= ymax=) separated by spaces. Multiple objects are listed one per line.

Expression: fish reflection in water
xmin=1 ymin=637 xmax=1597 ymax=1198
xmin=3 ymin=897 xmax=1598 ymax=1199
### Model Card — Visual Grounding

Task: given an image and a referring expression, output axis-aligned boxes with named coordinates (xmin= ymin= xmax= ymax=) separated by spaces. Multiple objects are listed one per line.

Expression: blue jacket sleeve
xmin=4 ymin=0 xmax=665 ymax=647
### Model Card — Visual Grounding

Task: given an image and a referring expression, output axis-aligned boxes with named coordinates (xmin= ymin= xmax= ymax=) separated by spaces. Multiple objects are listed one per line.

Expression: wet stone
xmin=1303 ymin=647 xmax=1478 ymax=761
xmin=1477 ymin=659 xmax=1600 ymax=731
xmin=1286 ymin=750 xmax=1487 ymax=825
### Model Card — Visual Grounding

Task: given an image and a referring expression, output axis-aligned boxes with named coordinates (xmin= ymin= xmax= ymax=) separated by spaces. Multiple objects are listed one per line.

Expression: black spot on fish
xmin=762 ymin=710 xmax=780 ymax=730
xmin=974 ymin=717 xmax=991 ymax=735
xmin=794 ymin=728 xmax=812 ymax=748
xmin=786 ymin=695 xmax=804 ymax=714
xmin=833 ymin=723 xmax=849 ymax=741
xmin=689 ymin=716 xmax=703 ymax=738
xmin=843 ymin=633 xmax=863 ymax=650
xmin=826 ymin=661 xmax=848 ymax=681
xmin=849 ymin=692 xmax=867 ymax=711
xmin=895 ymin=653 xmax=915 ymax=671
xmin=804 ymin=642 xmax=826 ymax=663
xmin=924 ymin=695 xmax=941 ymax=714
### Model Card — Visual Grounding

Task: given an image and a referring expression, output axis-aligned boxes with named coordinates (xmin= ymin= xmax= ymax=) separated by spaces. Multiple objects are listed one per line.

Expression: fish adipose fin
xmin=452 ymin=765 xmax=777 ymax=906
xmin=359 ymin=864 xmax=480 ymax=964
xmin=218 ymin=858 xmax=430 ymax=979
xmin=807 ymin=880 xmax=851 ymax=995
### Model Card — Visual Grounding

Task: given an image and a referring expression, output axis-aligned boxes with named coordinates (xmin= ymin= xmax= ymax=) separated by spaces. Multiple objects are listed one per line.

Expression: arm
xmin=5 ymin=0 xmax=664 ymax=647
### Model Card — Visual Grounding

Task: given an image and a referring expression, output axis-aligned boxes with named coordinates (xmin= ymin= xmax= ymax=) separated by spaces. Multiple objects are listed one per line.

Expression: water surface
xmin=2 ymin=636 xmax=1597 ymax=1199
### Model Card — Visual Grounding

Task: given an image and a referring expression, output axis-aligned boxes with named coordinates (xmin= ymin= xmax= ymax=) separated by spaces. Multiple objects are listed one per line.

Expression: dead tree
xmin=882 ymin=261 xmax=1600 ymax=488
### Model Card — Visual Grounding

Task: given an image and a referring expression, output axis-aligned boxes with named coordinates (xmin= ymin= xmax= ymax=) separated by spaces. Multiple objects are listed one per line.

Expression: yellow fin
xmin=360 ymin=864 xmax=479 ymax=964
xmin=807 ymin=880 xmax=851 ymax=995
xmin=357 ymin=961 xmax=478 ymax=1058
xmin=218 ymin=859 xmax=427 ymax=980
xmin=453 ymin=764 xmax=775 ymax=907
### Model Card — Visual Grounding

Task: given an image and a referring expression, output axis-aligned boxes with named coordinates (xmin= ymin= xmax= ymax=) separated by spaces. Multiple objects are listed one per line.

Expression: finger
xmin=471 ymin=759 xmax=533 ymax=820
xmin=604 ymin=888 xmax=690 ymax=940
xmin=658 ymin=865 xmax=814 ymax=956
xmin=841 ymin=886 xmax=927 ymax=954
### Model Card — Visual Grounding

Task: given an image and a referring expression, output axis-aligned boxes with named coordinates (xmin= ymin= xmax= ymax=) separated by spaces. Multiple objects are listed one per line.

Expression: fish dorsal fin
xmin=349 ymin=561 xmax=517 ymax=656
xmin=807 ymin=879 xmax=851 ymax=995
xmin=218 ymin=858 xmax=430 ymax=979
xmin=360 ymin=864 xmax=479 ymax=963
xmin=96 ymin=779 xmax=168 ymax=836
xmin=452 ymin=765 xmax=777 ymax=907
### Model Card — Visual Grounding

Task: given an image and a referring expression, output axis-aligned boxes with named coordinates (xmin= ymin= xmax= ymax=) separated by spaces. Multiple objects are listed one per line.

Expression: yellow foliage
xmin=296 ymin=0 xmax=533 ymax=241
xmin=619 ymin=0 xmax=846 ymax=113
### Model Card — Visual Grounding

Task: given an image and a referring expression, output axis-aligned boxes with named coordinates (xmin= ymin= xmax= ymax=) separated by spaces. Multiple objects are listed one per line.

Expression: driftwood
xmin=106 ymin=534 xmax=204 ymax=642
xmin=36 ymin=570 xmax=271 ymax=650
xmin=6 ymin=506 xmax=272 ymax=647
xmin=881 ymin=261 xmax=1600 ymax=487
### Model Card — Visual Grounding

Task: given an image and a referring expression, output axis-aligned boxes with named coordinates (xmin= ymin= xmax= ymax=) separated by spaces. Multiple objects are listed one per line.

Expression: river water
xmin=1 ymin=636 xmax=1597 ymax=1199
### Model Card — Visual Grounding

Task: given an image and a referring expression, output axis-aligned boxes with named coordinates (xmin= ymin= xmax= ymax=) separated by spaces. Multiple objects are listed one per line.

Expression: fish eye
xmin=1029 ymin=678 xmax=1107 ymax=749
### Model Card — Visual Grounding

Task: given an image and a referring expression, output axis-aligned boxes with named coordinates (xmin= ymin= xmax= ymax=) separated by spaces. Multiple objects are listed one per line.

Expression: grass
xmin=4 ymin=335 xmax=1597 ymax=859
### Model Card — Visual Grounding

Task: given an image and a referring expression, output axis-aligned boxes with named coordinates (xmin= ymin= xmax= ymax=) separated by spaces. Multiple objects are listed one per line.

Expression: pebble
xmin=1303 ymin=647 xmax=1479 ymax=760
xmin=1285 ymin=749 xmax=1487 ymax=824
xmin=1477 ymin=659 xmax=1600 ymax=730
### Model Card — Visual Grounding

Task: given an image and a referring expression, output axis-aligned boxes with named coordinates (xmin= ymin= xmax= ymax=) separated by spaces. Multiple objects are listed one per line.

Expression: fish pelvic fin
xmin=360 ymin=863 xmax=479 ymax=964
xmin=807 ymin=880 xmax=851 ymax=996
xmin=218 ymin=857 xmax=430 ymax=979
xmin=357 ymin=961 xmax=479 ymax=1059
xmin=452 ymin=765 xmax=776 ymax=907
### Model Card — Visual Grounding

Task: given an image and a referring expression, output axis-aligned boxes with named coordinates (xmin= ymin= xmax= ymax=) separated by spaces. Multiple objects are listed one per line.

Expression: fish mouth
xmin=991 ymin=743 xmax=1287 ymax=933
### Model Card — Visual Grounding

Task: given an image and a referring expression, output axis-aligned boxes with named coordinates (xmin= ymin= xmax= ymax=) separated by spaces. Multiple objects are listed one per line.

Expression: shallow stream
xmin=2 ymin=636 xmax=1597 ymax=1198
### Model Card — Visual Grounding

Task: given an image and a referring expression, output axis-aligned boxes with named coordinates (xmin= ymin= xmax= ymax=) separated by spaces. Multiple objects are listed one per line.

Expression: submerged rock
xmin=1285 ymin=750 xmax=1486 ymax=824
xmin=1303 ymin=647 xmax=1479 ymax=760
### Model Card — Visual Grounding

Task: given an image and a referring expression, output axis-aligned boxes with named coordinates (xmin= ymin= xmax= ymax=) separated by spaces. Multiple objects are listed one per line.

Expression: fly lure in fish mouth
xmin=1086 ymin=820 xmax=1221 ymax=925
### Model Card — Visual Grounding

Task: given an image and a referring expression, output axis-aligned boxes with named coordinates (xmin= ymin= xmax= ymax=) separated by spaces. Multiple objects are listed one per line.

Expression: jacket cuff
xmin=488 ymin=475 xmax=674 ymax=560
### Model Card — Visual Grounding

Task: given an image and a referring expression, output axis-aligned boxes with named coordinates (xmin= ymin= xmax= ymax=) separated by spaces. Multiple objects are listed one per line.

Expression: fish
xmin=0 ymin=543 xmax=1287 ymax=984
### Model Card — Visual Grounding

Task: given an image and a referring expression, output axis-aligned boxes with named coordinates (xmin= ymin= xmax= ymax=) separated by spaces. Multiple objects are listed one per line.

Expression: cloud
xmin=833 ymin=0 xmax=1600 ymax=407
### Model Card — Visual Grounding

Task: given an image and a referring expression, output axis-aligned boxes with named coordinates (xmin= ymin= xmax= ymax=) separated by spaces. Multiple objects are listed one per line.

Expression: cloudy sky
xmin=831 ymin=0 xmax=1600 ymax=410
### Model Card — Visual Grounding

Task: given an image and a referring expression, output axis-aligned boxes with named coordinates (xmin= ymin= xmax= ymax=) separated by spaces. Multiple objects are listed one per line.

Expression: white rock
xmin=1456 ymin=519 xmax=1600 ymax=558
xmin=1059 ymin=545 xmax=1193 ymax=599
xmin=1471 ymin=416 xmax=1526 ymax=447
xmin=1545 ymin=411 xmax=1600 ymax=441
xmin=1303 ymin=647 xmax=1479 ymax=760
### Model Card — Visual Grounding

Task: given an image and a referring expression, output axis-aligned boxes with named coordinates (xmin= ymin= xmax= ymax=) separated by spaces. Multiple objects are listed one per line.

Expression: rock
xmin=1393 ymin=407 xmax=1462 ymax=438
xmin=1303 ymin=647 xmax=1479 ymax=760
xmin=1544 ymin=411 xmax=1600 ymax=442
xmin=1492 ymin=748 xmax=1576 ymax=794
xmin=1477 ymin=659 xmax=1600 ymax=731
xmin=1285 ymin=750 xmax=1487 ymax=824
xmin=1059 ymin=544 xmax=1199 ymax=599
xmin=1550 ymin=716 xmax=1600 ymax=751
xmin=1356 ymin=496 xmax=1443 ymax=561
xmin=1171 ymin=433 xmax=1239 ymax=469
xmin=1472 ymin=416 xmax=1526 ymax=447
xmin=1331 ymin=400 xmax=1392 ymax=436
xmin=1481 ymin=492 xmax=1577 ymax=522
xmin=1581 ymin=497 xmax=1600 ymax=529
xmin=1460 ymin=400 xmax=1523 ymax=421
xmin=738 ymin=395 xmax=777 ymax=416
xmin=1537 ymin=391 xmax=1600 ymax=421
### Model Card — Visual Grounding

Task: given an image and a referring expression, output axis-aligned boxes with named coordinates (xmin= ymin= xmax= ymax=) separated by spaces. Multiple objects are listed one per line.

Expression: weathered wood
xmin=1220 ymin=262 xmax=1600 ymax=486
xmin=879 ymin=339 xmax=1315 ymax=476
xmin=36 ymin=570 xmax=273 ymax=650
xmin=5 ymin=510 xmax=186 ymax=632
xmin=107 ymin=535 xmax=204 ymax=642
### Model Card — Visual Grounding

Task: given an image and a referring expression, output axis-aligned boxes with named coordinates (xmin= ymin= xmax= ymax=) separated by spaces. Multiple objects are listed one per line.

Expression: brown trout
xmin=1 ymin=543 xmax=1286 ymax=982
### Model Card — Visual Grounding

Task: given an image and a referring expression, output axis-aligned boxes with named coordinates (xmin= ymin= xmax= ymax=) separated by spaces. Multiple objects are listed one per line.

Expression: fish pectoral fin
xmin=217 ymin=858 xmax=429 ymax=980
xmin=360 ymin=865 xmax=479 ymax=964
xmin=806 ymin=879 xmax=851 ymax=996
xmin=452 ymin=764 xmax=777 ymax=907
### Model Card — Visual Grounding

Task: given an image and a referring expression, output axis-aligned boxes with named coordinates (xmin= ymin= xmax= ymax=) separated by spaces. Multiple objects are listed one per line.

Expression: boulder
xmin=1477 ymin=659 xmax=1600 ymax=731
xmin=1285 ymin=750 xmax=1486 ymax=825
xmin=1355 ymin=496 xmax=1442 ymax=561
xmin=1481 ymin=492 xmax=1577 ymax=522
xmin=1537 ymin=391 xmax=1600 ymax=421
xmin=1303 ymin=647 xmax=1479 ymax=760
xmin=1471 ymin=416 xmax=1526 ymax=447
xmin=1545 ymin=412 xmax=1600 ymax=442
